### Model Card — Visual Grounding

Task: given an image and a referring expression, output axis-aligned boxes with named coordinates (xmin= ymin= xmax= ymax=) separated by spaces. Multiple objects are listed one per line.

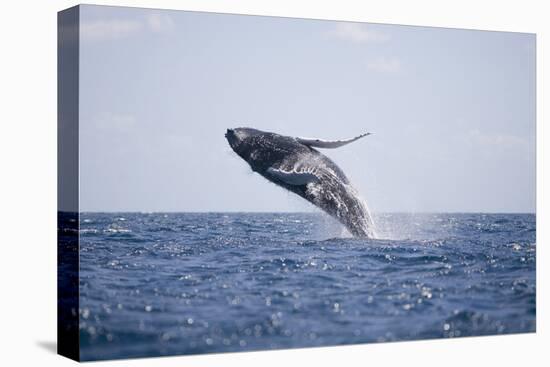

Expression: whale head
xmin=225 ymin=128 xmax=261 ymax=154
xmin=225 ymin=127 xmax=294 ymax=173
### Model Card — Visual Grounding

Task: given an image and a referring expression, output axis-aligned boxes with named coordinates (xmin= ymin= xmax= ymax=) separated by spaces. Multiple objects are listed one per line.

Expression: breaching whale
xmin=225 ymin=127 xmax=376 ymax=238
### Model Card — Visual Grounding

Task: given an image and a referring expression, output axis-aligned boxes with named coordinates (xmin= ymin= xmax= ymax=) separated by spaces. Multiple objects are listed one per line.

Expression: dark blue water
xmin=77 ymin=213 xmax=535 ymax=360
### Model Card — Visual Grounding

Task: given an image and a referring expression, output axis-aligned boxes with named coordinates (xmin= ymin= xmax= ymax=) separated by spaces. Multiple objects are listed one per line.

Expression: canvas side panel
xmin=57 ymin=5 xmax=80 ymax=362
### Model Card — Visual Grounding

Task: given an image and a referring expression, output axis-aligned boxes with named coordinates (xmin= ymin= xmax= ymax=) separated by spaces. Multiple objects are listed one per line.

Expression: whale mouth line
xmin=225 ymin=129 xmax=240 ymax=151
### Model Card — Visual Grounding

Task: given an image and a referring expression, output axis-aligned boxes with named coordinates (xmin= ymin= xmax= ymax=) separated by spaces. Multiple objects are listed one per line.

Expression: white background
xmin=0 ymin=0 xmax=546 ymax=366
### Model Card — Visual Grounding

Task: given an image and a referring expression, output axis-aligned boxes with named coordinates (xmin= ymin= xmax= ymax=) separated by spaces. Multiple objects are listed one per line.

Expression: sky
xmin=78 ymin=5 xmax=536 ymax=213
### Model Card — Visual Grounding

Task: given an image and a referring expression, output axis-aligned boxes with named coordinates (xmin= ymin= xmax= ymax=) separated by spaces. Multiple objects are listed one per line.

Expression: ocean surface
xmin=74 ymin=212 xmax=536 ymax=360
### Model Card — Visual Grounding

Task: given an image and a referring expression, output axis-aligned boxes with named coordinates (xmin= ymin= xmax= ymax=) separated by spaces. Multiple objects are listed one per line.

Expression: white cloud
xmin=81 ymin=19 xmax=142 ymax=41
xmin=80 ymin=13 xmax=175 ymax=41
xmin=366 ymin=57 xmax=401 ymax=73
xmin=146 ymin=13 xmax=175 ymax=33
xmin=469 ymin=129 xmax=529 ymax=148
xmin=331 ymin=23 xmax=389 ymax=43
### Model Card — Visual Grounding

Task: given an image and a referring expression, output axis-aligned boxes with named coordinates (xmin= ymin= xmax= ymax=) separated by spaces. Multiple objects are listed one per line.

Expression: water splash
xmin=306 ymin=179 xmax=377 ymax=238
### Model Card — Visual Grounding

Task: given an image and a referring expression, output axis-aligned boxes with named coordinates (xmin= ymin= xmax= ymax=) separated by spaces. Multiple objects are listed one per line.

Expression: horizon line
xmin=63 ymin=210 xmax=536 ymax=215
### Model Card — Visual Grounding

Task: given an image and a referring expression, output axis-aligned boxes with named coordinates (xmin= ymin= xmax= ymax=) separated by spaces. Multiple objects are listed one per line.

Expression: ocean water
xmin=75 ymin=212 xmax=535 ymax=360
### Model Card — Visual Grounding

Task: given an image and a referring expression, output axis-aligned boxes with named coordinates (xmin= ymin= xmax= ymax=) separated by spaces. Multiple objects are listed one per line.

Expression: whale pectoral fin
xmin=267 ymin=167 xmax=319 ymax=186
xmin=296 ymin=132 xmax=372 ymax=149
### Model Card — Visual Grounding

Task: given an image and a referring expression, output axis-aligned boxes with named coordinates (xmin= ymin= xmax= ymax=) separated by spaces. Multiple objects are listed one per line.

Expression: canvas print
xmin=58 ymin=5 xmax=536 ymax=361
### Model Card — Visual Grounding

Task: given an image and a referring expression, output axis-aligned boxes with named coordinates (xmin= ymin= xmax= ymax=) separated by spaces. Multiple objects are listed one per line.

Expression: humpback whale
xmin=225 ymin=127 xmax=376 ymax=238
